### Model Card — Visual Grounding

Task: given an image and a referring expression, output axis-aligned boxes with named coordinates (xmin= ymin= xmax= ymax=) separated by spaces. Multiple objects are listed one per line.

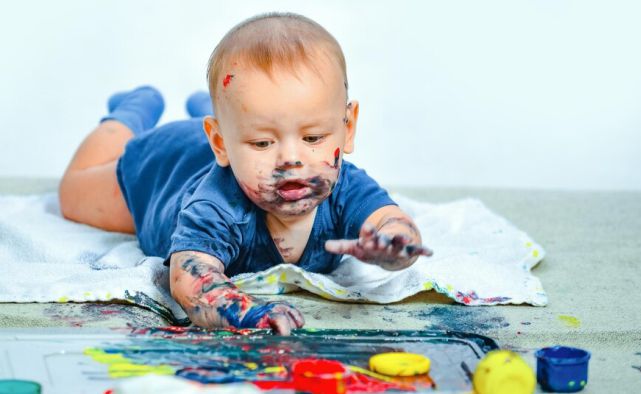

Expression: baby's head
xmin=203 ymin=12 xmax=359 ymax=219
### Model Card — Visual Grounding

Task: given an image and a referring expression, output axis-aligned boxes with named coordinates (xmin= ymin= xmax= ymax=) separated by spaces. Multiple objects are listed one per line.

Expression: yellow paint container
xmin=473 ymin=350 xmax=535 ymax=394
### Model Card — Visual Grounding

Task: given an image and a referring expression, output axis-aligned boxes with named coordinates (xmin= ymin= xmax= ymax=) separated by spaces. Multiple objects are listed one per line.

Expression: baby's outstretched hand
xmin=325 ymin=222 xmax=433 ymax=271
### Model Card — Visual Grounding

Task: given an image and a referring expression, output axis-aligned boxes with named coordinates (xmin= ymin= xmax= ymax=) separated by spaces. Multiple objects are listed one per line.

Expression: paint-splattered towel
xmin=0 ymin=192 xmax=547 ymax=323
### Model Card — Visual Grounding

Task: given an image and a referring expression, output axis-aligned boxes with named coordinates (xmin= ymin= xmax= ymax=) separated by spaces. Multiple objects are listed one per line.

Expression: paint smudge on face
xmin=223 ymin=74 xmax=234 ymax=88
xmin=333 ymin=147 xmax=340 ymax=168
xmin=392 ymin=305 xmax=510 ymax=333
xmin=558 ymin=314 xmax=581 ymax=328
xmin=239 ymin=165 xmax=336 ymax=217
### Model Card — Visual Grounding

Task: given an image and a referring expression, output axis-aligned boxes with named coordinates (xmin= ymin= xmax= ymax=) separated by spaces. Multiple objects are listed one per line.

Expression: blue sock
xmin=186 ymin=91 xmax=214 ymax=118
xmin=101 ymin=85 xmax=165 ymax=135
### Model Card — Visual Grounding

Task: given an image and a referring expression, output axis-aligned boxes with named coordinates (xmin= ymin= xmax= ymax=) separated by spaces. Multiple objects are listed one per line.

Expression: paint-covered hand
xmin=325 ymin=222 xmax=433 ymax=271
xmin=170 ymin=251 xmax=304 ymax=335
xmin=189 ymin=287 xmax=305 ymax=336
xmin=232 ymin=297 xmax=306 ymax=336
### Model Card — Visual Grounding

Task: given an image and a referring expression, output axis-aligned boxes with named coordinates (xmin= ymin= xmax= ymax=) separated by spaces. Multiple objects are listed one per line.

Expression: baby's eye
xmin=303 ymin=135 xmax=325 ymax=144
xmin=250 ymin=141 xmax=272 ymax=148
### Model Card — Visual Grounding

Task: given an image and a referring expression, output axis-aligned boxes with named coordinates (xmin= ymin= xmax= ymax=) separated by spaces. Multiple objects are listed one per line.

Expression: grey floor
xmin=1 ymin=178 xmax=640 ymax=393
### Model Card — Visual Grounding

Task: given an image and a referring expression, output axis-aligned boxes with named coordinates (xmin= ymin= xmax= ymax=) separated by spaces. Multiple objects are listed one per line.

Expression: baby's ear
xmin=343 ymin=100 xmax=359 ymax=154
xmin=203 ymin=116 xmax=230 ymax=166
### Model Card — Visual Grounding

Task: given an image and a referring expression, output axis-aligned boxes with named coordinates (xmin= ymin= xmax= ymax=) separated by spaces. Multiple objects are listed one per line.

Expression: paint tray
xmin=0 ymin=327 xmax=497 ymax=393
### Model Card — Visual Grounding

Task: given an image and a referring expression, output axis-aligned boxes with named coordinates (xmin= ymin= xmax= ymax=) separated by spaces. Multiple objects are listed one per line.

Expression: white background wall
xmin=1 ymin=0 xmax=639 ymax=190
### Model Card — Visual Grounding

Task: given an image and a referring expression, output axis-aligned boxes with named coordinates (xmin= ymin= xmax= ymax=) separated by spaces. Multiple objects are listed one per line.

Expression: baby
xmin=59 ymin=12 xmax=432 ymax=335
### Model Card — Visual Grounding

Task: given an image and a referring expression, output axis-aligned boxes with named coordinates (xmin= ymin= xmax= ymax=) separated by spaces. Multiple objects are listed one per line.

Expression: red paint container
xmin=292 ymin=359 xmax=347 ymax=394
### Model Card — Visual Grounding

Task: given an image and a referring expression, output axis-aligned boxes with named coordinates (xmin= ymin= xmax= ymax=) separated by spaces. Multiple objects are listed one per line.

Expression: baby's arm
xmin=169 ymin=250 xmax=304 ymax=335
xmin=325 ymin=205 xmax=432 ymax=271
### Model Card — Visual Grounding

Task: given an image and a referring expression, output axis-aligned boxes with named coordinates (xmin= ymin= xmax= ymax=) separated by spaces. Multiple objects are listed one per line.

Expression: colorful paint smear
xmin=83 ymin=328 xmax=496 ymax=392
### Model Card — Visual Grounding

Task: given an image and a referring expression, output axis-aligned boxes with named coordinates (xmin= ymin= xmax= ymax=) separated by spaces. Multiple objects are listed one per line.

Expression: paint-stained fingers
xmin=385 ymin=235 xmax=407 ymax=255
xmin=268 ymin=312 xmax=297 ymax=335
xmin=376 ymin=234 xmax=393 ymax=250
xmin=285 ymin=306 xmax=305 ymax=328
xmin=270 ymin=302 xmax=305 ymax=328
xmin=358 ymin=222 xmax=378 ymax=243
xmin=404 ymin=244 xmax=433 ymax=257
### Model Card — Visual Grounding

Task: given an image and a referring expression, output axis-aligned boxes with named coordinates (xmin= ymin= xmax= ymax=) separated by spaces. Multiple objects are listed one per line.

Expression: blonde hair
xmin=206 ymin=12 xmax=348 ymax=109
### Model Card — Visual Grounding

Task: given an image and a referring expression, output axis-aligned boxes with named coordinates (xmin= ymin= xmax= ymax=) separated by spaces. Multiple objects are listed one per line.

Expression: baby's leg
xmin=59 ymin=86 xmax=164 ymax=233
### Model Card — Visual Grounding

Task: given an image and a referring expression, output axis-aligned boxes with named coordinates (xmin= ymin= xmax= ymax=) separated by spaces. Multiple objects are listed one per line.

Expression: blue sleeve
xmin=333 ymin=162 xmax=398 ymax=239
xmin=166 ymin=200 xmax=241 ymax=267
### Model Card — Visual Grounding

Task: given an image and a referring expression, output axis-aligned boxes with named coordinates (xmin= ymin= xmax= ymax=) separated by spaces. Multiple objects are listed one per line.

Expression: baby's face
xmin=204 ymin=54 xmax=357 ymax=219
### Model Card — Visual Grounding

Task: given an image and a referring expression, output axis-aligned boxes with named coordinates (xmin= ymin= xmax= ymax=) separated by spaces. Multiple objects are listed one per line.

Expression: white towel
xmin=0 ymin=192 xmax=547 ymax=323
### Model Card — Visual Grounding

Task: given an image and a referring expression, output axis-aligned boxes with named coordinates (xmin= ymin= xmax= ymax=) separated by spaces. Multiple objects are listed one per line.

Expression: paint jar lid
xmin=535 ymin=346 xmax=591 ymax=365
xmin=0 ymin=380 xmax=41 ymax=394
xmin=292 ymin=359 xmax=347 ymax=394
xmin=369 ymin=352 xmax=431 ymax=376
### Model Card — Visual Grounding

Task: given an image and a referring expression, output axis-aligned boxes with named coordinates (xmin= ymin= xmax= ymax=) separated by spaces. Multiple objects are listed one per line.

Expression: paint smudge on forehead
xmin=223 ymin=74 xmax=235 ymax=88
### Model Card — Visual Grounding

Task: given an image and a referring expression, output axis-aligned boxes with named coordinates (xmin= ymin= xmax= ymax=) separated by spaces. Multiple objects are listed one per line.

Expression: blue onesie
xmin=116 ymin=118 xmax=397 ymax=276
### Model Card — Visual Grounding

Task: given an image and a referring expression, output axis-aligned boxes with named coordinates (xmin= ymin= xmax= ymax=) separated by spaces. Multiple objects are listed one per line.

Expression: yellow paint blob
xmin=558 ymin=315 xmax=581 ymax=328
xmin=279 ymin=272 xmax=287 ymax=281
xmin=369 ymin=352 xmax=430 ymax=376
xmin=473 ymin=350 xmax=535 ymax=394
xmin=57 ymin=296 xmax=68 ymax=303
xmin=108 ymin=363 xmax=174 ymax=378
xmin=423 ymin=282 xmax=434 ymax=290
xmin=84 ymin=348 xmax=174 ymax=378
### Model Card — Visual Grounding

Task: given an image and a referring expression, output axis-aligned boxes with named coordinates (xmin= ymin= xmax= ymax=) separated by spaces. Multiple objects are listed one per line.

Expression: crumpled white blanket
xmin=0 ymin=192 xmax=547 ymax=323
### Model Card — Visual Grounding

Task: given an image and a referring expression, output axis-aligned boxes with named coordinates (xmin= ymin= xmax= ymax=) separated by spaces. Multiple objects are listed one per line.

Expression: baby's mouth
xmin=276 ymin=179 xmax=311 ymax=201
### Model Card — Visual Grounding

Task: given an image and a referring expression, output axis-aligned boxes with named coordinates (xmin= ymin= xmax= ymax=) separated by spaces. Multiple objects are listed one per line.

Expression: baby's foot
xmin=101 ymin=85 xmax=165 ymax=135
xmin=186 ymin=91 xmax=214 ymax=118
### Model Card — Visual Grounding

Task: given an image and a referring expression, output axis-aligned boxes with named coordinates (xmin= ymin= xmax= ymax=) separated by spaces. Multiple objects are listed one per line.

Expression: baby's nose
xmin=276 ymin=141 xmax=304 ymax=168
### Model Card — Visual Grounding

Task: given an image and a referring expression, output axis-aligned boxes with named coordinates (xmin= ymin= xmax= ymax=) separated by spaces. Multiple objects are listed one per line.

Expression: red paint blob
xmin=223 ymin=74 xmax=234 ymax=88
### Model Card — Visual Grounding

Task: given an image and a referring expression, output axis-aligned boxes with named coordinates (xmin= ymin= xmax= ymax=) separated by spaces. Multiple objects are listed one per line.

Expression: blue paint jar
xmin=535 ymin=346 xmax=590 ymax=392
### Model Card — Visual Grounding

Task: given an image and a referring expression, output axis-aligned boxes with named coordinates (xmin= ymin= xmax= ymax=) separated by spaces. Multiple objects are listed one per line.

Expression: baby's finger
xmin=325 ymin=239 xmax=357 ymax=254
xmin=389 ymin=234 xmax=410 ymax=254
xmin=358 ymin=222 xmax=377 ymax=243
xmin=286 ymin=307 xmax=305 ymax=327
xmin=404 ymin=244 xmax=433 ymax=257
xmin=376 ymin=234 xmax=392 ymax=250
xmin=268 ymin=313 xmax=293 ymax=336
xmin=271 ymin=302 xmax=305 ymax=327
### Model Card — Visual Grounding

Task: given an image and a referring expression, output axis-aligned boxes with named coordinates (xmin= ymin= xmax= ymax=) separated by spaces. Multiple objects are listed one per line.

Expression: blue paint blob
xmin=240 ymin=304 xmax=277 ymax=328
